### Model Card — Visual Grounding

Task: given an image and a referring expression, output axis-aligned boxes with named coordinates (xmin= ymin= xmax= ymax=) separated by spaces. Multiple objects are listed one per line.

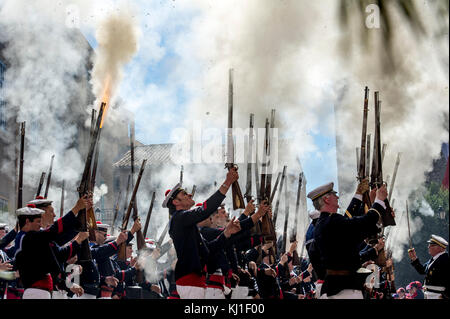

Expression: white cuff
xmin=374 ymin=199 xmax=386 ymax=210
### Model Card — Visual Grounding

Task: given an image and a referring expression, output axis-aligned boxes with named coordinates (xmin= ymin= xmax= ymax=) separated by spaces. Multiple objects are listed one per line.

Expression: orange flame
xmin=99 ymin=76 xmax=112 ymax=128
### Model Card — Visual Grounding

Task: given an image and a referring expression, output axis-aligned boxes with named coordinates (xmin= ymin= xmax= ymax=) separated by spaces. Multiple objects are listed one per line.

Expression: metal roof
xmin=113 ymin=143 xmax=174 ymax=168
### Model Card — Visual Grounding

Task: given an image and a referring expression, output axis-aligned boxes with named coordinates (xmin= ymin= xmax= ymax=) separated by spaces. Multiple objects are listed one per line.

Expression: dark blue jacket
xmin=169 ymin=190 xmax=227 ymax=281
xmin=14 ymin=211 xmax=79 ymax=288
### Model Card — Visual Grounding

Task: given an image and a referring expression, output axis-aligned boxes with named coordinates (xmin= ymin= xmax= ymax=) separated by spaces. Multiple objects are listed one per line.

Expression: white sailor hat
xmin=162 ymin=183 xmax=183 ymax=208
xmin=96 ymin=221 xmax=110 ymax=232
xmin=427 ymin=235 xmax=448 ymax=249
xmin=308 ymin=210 xmax=320 ymax=220
xmin=104 ymin=235 xmax=117 ymax=244
xmin=16 ymin=204 xmax=45 ymax=216
xmin=28 ymin=196 xmax=53 ymax=207
xmin=307 ymin=182 xmax=337 ymax=201
xmin=145 ymin=238 xmax=156 ymax=250
xmin=0 ymin=223 xmax=8 ymax=230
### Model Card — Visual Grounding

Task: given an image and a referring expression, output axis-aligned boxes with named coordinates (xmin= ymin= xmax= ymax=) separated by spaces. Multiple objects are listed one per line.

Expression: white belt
xmin=424 ymin=285 xmax=445 ymax=292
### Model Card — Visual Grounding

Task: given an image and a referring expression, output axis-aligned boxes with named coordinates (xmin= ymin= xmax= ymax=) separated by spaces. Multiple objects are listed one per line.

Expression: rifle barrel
xmin=36 ymin=172 xmax=46 ymax=197
xmin=143 ymin=191 xmax=156 ymax=238
xmin=44 ymin=155 xmax=55 ymax=198
xmin=60 ymin=180 xmax=65 ymax=218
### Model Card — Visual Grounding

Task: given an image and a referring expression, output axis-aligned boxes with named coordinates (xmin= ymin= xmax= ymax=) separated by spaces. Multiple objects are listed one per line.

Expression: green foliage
xmin=423 ymin=182 xmax=449 ymax=216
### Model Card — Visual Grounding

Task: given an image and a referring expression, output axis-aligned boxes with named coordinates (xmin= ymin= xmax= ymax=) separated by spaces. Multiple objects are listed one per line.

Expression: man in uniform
xmin=162 ymin=168 xmax=242 ymax=299
xmin=14 ymin=195 xmax=91 ymax=299
xmin=408 ymin=234 xmax=449 ymax=299
xmin=310 ymin=182 xmax=389 ymax=299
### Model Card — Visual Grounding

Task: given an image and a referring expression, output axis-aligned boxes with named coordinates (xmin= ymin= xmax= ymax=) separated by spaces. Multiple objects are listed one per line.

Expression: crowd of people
xmin=0 ymin=168 xmax=448 ymax=299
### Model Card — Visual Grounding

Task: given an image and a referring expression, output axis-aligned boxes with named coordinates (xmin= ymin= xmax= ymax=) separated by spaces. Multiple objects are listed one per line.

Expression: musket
xmin=356 ymin=147 xmax=360 ymax=172
xmin=180 ymin=165 xmax=184 ymax=185
xmin=366 ymin=134 xmax=371 ymax=178
xmin=157 ymin=221 xmax=170 ymax=248
xmin=36 ymin=172 xmax=46 ymax=198
xmin=77 ymin=102 xmax=105 ymax=261
xmin=406 ymin=200 xmax=412 ymax=250
xmin=225 ymin=68 xmax=245 ymax=209
xmin=44 ymin=155 xmax=55 ymax=198
xmin=381 ymin=143 xmax=387 ymax=165
xmin=129 ymin=123 xmax=145 ymax=252
xmin=244 ymin=113 xmax=255 ymax=203
xmin=282 ymin=177 xmax=290 ymax=253
xmin=269 ymin=172 xmax=282 ymax=204
xmin=370 ymin=92 xmax=395 ymax=226
xmin=90 ymin=124 xmax=102 ymax=192
xmin=59 ymin=180 xmax=65 ymax=218
xmin=191 ymin=185 xmax=197 ymax=198
xmin=143 ymin=191 xmax=156 ymax=238
xmin=272 ymin=165 xmax=287 ymax=226
xmin=111 ymin=190 xmax=122 ymax=232
xmin=357 ymin=86 xmax=372 ymax=210
xmin=264 ymin=110 xmax=276 ymax=200
xmin=254 ymin=141 xmax=260 ymax=199
xmin=388 ymin=153 xmax=401 ymax=202
xmin=289 ymin=172 xmax=303 ymax=265
xmin=292 ymin=172 xmax=303 ymax=242
xmin=121 ymin=174 xmax=132 ymax=231
xmin=17 ymin=122 xmax=25 ymax=209
xmin=118 ymin=159 xmax=147 ymax=261
xmin=259 ymin=116 xmax=277 ymax=262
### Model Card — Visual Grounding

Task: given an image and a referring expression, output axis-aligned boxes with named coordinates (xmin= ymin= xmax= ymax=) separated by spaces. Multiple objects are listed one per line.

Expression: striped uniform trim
xmin=109 ymin=242 xmax=118 ymax=250
xmin=345 ymin=210 xmax=352 ymax=218
xmin=429 ymin=239 xmax=447 ymax=249
xmin=310 ymin=190 xmax=334 ymax=200
xmin=57 ymin=218 xmax=63 ymax=234
xmin=68 ymin=243 xmax=73 ymax=260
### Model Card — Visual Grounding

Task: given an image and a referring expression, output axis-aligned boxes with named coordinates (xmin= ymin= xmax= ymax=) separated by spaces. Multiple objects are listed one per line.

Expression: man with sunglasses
xmin=310 ymin=182 xmax=389 ymax=299
xmin=162 ymin=167 xmax=242 ymax=299
xmin=408 ymin=234 xmax=449 ymax=299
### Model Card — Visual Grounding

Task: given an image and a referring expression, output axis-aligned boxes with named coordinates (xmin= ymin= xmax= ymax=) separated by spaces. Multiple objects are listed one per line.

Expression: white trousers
xmin=23 ymin=288 xmax=51 ymax=299
xmin=52 ymin=290 xmax=68 ymax=299
xmin=322 ymin=289 xmax=363 ymax=299
xmin=231 ymin=286 xmax=250 ymax=299
xmin=315 ymin=283 xmax=323 ymax=299
xmin=176 ymin=285 xmax=206 ymax=299
xmin=205 ymin=287 xmax=225 ymax=299
xmin=71 ymin=293 xmax=97 ymax=299
xmin=424 ymin=291 xmax=442 ymax=299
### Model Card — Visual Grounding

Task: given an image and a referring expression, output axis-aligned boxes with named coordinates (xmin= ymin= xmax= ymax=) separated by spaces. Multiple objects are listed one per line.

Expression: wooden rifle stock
xmin=118 ymin=159 xmax=147 ymax=261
